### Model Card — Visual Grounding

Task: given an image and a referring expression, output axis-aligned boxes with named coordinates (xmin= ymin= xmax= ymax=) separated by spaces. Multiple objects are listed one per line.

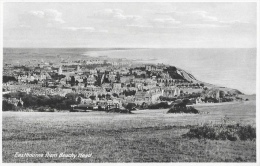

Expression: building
xmin=58 ymin=66 xmax=63 ymax=75
xmin=162 ymin=87 xmax=180 ymax=97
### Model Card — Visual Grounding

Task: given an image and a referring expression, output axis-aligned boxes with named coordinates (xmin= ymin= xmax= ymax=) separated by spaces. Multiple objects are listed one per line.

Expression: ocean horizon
xmin=3 ymin=48 xmax=256 ymax=95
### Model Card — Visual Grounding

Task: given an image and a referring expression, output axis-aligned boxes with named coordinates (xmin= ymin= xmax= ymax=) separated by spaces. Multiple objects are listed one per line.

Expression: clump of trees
xmin=122 ymin=90 xmax=136 ymax=96
xmin=164 ymin=66 xmax=184 ymax=79
xmin=222 ymin=97 xmax=234 ymax=102
xmin=202 ymin=97 xmax=219 ymax=103
xmin=2 ymin=92 xmax=80 ymax=111
xmin=96 ymin=94 xmax=112 ymax=100
xmin=3 ymin=76 xmax=17 ymax=83
xmin=148 ymin=102 xmax=170 ymax=109
xmin=168 ymin=106 xmax=199 ymax=114
xmin=122 ymin=103 xmax=136 ymax=112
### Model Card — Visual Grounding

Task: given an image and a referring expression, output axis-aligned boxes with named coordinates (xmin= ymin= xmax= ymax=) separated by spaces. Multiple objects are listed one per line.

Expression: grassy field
xmin=2 ymin=99 xmax=256 ymax=162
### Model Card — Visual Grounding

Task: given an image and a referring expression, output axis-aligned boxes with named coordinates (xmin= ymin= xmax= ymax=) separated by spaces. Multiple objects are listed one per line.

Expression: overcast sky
xmin=3 ymin=2 xmax=256 ymax=48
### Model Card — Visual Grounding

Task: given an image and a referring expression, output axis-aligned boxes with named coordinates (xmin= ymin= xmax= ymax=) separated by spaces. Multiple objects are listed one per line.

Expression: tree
xmin=112 ymin=93 xmax=119 ymax=98
xmin=37 ymin=95 xmax=50 ymax=106
xmin=17 ymin=101 xmax=22 ymax=107
xmin=3 ymin=76 xmax=17 ymax=83
xmin=219 ymin=91 xmax=225 ymax=98
xmin=77 ymin=97 xmax=81 ymax=104
xmin=65 ymin=93 xmax=77 ymax=101
xmin=106 ymin=94 xmax=111 ymax=100
xmin=23 ymin=95 xmax=38 ymax=107
xmin=2 ymin=100 xmax=15 ymax=111
xmin=75 ymin=80 xmax=79 ymax=86
xmin=124 ymin=103 xmax=136 ymax=111
xmin=71 ymin=76 xmax=75 ymax=86
xmin=89 ymin=95 xmax=96 ymax=100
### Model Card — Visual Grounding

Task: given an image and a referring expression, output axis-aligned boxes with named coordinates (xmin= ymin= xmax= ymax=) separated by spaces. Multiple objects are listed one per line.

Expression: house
xmin=102 ymin=83 xmax=112 ymax=92
xmin=145 ymin=65 xmax=156 ymax=71
xmin=195 ymin=97 xmax=203 ymax=104
xmin=6 ymin=98 xmax=23 ymax=106
xmin=125 ymin=96 xmax=135 ymax=103
xmin=135 ymin=91 xmax=147 ymax=101
xmin=120 ymin=76 xmax=134 ymax=83
xmin=108 ymin=74 xmax=116 ymax=82
xmin=77 ymin=97 xmax=93 ymax=104
xmin=86 ymin=75 xmax=96 ymax=86
xmin=148 ymin=88 xmax=163 ymax=103
xmin=135 ymin=83 xmax=144 ymax=91
xmin=113 ymin=83 xmax=122 ymax=89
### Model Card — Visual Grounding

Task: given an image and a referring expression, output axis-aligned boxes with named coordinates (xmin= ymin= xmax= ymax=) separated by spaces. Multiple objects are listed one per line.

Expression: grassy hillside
xmin=2 ymin=100 xmax=256 ymax=162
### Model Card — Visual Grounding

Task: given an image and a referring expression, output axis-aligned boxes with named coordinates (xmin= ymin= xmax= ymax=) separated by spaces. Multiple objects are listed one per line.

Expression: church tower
xmin=76 ymin=65 xmax=81 ymax=72
xmin=58 ymin=66 xmax=63 ymax=75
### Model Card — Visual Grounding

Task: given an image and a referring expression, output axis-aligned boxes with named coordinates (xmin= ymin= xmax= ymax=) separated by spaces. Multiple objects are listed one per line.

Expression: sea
xmin=3 ymin=48 xmax=256 ymax=95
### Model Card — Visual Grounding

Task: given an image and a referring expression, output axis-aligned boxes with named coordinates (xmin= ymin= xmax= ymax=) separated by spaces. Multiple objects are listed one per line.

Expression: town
xmin=2 ymin=55 xmax=238 ymax=112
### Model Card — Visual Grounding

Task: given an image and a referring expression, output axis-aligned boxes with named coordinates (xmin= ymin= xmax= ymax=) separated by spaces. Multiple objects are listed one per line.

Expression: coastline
xmin=80 ymin=48 xmax=256 ymax=95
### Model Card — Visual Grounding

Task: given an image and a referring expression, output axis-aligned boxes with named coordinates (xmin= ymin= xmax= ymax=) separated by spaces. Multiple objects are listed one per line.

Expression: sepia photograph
xmin=1 ymin=1 xmax=258 ymax=164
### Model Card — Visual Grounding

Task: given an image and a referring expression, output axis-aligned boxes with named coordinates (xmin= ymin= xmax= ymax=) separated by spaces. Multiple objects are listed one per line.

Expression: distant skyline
xmin=3 ymin=2 xmax=256 ymax=48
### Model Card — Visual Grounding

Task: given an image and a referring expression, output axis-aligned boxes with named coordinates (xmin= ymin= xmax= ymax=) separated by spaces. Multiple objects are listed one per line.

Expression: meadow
xmin=2 ymin=99 xmax=256 ymax=162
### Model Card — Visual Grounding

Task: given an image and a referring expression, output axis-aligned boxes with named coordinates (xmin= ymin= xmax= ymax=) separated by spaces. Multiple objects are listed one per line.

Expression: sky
xmin=3 ymin=2 xmax=257 ymax=48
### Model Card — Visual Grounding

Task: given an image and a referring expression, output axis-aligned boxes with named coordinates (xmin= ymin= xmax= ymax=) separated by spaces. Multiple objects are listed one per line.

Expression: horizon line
xmin=3 ymin=47 xmax=257 ymax=49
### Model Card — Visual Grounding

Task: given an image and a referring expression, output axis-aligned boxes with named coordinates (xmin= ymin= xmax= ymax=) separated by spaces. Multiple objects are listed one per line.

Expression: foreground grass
xmin=2 ymin=124 xmax=256 ymax=162
xmin=2 ymin=100 xmax=256 ymax=162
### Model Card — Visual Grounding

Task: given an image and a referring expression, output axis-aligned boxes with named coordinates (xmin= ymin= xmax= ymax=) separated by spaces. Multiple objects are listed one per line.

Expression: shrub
xmin=183 ymin=123 xmax=256 ymax=141
xmin=123 ymin=103 xmax=136 ymax=111
xmin=237 ymin=125 xmax=256 ymax=141
xmin=167 ymin=106 xmax=199 ymax=114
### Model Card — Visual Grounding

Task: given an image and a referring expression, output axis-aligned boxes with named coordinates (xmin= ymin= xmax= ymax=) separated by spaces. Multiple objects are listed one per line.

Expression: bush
xmin=183 ymin=123 xmax=256 ymax=141
xmin=123 ymin=103 xmax=136 ymax=111
xmin=237 ymin=125 xmax=256 ymax=141
xmin=167 ymin=106 xmax=199 ymax=114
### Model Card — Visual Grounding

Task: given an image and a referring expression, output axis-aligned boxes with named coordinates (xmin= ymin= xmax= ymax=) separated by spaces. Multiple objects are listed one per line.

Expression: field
xmin=2 ymin=98 xmax=256 ymax=162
